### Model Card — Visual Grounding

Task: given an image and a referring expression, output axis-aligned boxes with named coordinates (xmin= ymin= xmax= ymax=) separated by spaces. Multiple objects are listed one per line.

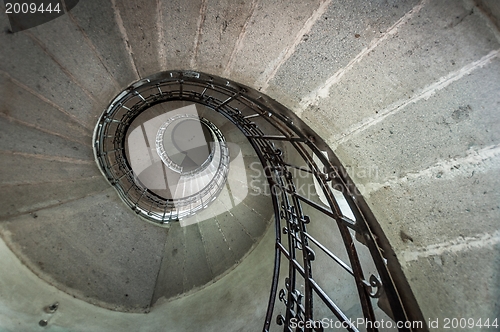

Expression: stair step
xmin=151 ymin=224 xmax=185 ymax=303
xmin=182 ymin=223 xmax=214 ymax=292
xmin=0 ymin=153 xmax=100 ymax=185
xmin=0 ymin=117 xmax=92 ymax=160
xmin=218 ymin=199 xmax=268 ymax=242
xmin=0 ymin=189 xmax=168 ymax=311
xmin=0 ymin=77 xmax=91 ymax=143
xmin=0 ymin=28 xmax=97 ymax=127
xmin=0 ymin=177 xmax=108 ymax=220
xmin=197 ymin=217 xmax=238 ymax=277
xmin=213 ymin=199 xmax=255 ymax=261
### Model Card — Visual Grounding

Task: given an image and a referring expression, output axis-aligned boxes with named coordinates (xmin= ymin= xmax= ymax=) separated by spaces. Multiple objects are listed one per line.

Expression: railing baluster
xmin=93 ymin=71 xmax=425 ymax=331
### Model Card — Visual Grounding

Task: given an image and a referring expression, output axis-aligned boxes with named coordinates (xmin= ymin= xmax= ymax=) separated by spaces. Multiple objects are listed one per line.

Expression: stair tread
xmin=0 ymin=189 xmax=168 ymax=311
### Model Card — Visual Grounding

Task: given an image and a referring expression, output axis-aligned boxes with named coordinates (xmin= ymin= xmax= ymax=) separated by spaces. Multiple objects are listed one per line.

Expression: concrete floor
xmin=0 ymin=0 xmax=499 ymax=331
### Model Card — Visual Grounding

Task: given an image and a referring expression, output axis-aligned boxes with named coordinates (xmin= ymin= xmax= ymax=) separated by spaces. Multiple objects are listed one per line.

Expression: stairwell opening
xmin=89 ymin=70 xmax=425 ymax=329
xmin=1 ymin=0 xmax=499 ymax=329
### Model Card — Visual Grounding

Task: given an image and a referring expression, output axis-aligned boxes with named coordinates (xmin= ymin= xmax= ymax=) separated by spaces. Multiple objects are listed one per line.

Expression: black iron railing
xmin=93 ymin=71 xmax=426 ymax=331
xmin=93 ymin=77 xmax=229 ymax=224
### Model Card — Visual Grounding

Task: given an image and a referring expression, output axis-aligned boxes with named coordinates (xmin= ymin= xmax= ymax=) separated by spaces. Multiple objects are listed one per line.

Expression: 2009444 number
xmin=5 ymin=2 xmax=61 ymax=14
xmin=443 ymin=318 xmax=498 ymax=329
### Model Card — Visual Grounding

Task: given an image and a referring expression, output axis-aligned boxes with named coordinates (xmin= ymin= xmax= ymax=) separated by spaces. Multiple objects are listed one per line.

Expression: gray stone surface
xmin=302 ymin=0 xmax=500 ymax=141
xmin=336 ymin=57 xmax=500 ymax=184
xmin=478 ymin=0 xmax=500 ymax=29
xmin=221 ymin=197 xmax=267 ymax=241
xmin=227 ymin=0 xmax=322 ymax=87
xmin=0 ymin=117 xmax=92 ymax=160
xmin=368 ymin=168 xmax=500 ymax=253
xmin=0 ymin=16 xmax=98 ymax=129
xmin=195 ymin=0 xmax=256 ymax=76
xmin=159 ymin=0 xmax=204 ymax=71
xmin=183 ymin=223 xmax=214 ymax=291
xmin=0 ymin=176 xmax=108 ymax=219
xmin=198 ymin=217 xmax=237 ymax=277
xmin=0 ymin=0 xmax=498 ymax=329
xmin=0 ymin=223 xmax=276 ymax=332
xmin=0 ymin=189 xmax=168 ymax=312
xmin=113 ymin=0 xmax=163 ymax=78
xmin=267 ymin=0 xmax=420 ymax=108
xmin=151 ymin=223 xmax=185 ymax=303
xmin=67 ymin=0 xmax=139 ymax=86
xmin=28 ymin=13 xmax=119 ymax=103
xmin=0 ymin=153 xmax=99 ymax=185
xmin=148 ymin=225 xmax=274 ymax=332
xmin=227 ymin=163 xmax=272 ymax=219
xmin=403 ymin=244 xmax=500 ymax=331
xmin=213 ymin=199 xmax=255 ymax=260
xmin=0 ymin=75 xmax=91 ymax=144
xmin=229 ymin=154 xmax=263 ymax=181
xmin=243 ymin=193 xmax=273 ymax=220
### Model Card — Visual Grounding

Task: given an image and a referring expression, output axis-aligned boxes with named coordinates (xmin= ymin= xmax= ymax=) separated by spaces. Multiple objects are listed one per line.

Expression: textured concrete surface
xmin=196 ymin=0 xmax=256 ymax=76
xmin=0 ymin=0 xmax=499 ymax=330
xmin=477 ymin=0 xmax=500 ymax=30
xmin=367 ymin=165 xmax=500 ymax=274
xmin=227 ymin=0 xmax=323 ymax=86
xmin=0 ymin=154 xmax=98 ymax=185
xmin=0 ymin=189 xmax=168 ymax=311
xmin=67 ymin=0 xmax=139 ymax=86
xmin=0 ymin=222 xmax=275 ymax=332
xmin=403 ymin=243 xmax=500 ymax=328
xmin=0 ymin=110 xmax=273 ymax=312
xmin=0 ymin=15 xmax=98 ymax=130
xmin=158 ymin=0 xmax=204 ymax=71
xmin=0 ymin=117 xmax=92 ymax=160
xmin=266 ymin=0 xmax=420 ymax=108
xmin=336 ymin=57 xmax=500 ymax=184
xmin=0 ymin=74 xmax=91 ymax=144
xmin=28 ymin=13 xmax=119 ymax=102
xmin=113 ymin=0 xmax=163 ymax=78
xmin=0 ymin=176 xmax=108 ymax=219
xmin=151 ymin=223 xmax=185 ymax=302
xmin=198 ymin=217 xmax=237 ymax=276
xmin=302 ymin=0 xmax=500 ymax=141
xmin=182 ymin=222 xmax=215 ymax=291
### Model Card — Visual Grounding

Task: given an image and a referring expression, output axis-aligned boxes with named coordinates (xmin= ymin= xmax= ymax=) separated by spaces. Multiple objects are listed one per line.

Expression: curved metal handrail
xmin=93 ymin=70 xmax=426 ymax=331
xmin=93 ymin=81 xmax=229 ymax=224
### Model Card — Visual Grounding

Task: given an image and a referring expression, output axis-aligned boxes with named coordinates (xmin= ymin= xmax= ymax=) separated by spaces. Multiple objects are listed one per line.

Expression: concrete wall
xmin=0 ymin=0 xmax=499 ymax=330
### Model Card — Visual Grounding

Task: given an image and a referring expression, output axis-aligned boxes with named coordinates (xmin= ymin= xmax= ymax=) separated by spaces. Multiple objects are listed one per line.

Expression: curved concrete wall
xmin=0 ymin=0 xmax=499 ymax=330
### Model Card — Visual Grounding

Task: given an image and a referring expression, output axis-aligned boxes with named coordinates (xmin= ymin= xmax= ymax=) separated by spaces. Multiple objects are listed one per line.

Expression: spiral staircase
xmin=1 ymin=0 xmax=499 ymax=331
